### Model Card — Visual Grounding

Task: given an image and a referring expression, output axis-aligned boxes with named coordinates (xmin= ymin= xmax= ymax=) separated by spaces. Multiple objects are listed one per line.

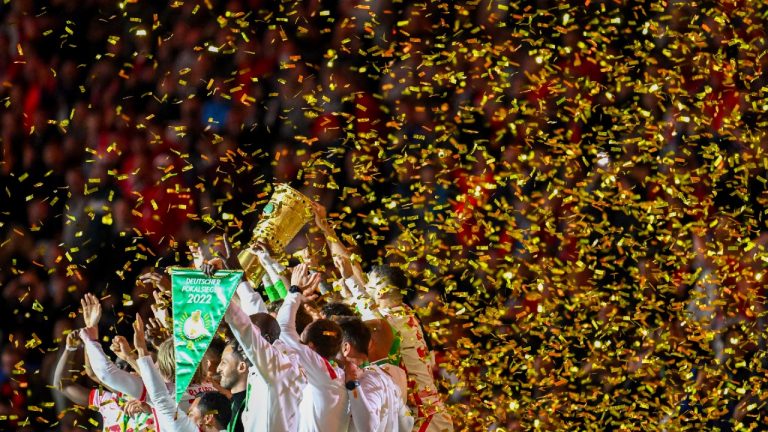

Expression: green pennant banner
xmin=170 ymin=269 xmax=242 ymax=403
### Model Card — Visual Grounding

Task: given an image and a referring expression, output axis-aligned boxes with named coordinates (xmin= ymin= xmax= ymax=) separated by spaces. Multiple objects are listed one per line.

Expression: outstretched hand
xmin=110 ymin=335 xmax=136 ymax=362
xmin=291 ymin=263 xmax=322 ymax=300
xmin=80 ymin=293 xmax=102 ymax=329
xmin=65 ymin=332 xmax=81 ymax=350
xmin=132 ymin=314 xmax=150 ymax=358
xmin=145 ymin=317 xmax=170 ymax=349
xmin=139 ymin=271 xmax=171 ymax=293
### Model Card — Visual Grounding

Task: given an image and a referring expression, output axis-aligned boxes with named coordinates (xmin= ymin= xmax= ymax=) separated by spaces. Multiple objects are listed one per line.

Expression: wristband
xmin=66 ymin=346 xmax=78 ymax=352
xmin=345 ymin=380 xmax=360 ymax=391
xmin=289 ymin=285 xmax=301 ymax=294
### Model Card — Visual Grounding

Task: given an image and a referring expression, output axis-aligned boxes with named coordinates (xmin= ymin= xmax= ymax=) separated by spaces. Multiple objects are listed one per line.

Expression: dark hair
xmin=295 ymin=303 xmax=314 ymax=335
xmin=336 ymin=316 xmax=371 ymax=356
xmin=303 ymin=319 xmax=342 ymax=360
xmin=371 ymin=265 xmax=408 ymax=291
xmin=197 ymin=391 xmax=232 ymax=428
xmin=208 ymin=337 xmax=226 ymax=358
xmin=250 ymin=313 xmax=280 ymax=344
xmin=321 ymin=302 xmax=358 ymax=319
xmin=226 ymin=338 xmax=251 ymax=367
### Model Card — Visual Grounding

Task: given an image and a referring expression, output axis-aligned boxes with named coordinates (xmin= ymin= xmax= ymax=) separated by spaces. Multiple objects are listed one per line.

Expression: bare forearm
xmin=53 ymin=349 xmax=74 ymax=390
xmin=53 ymin=349 xmax=91 ymax=406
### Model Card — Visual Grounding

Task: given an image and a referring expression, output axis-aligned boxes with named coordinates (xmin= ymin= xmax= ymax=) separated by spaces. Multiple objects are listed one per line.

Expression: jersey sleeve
xmin=137 ymin=356 xmax=198 ymax=432
xmin=80 ymin=332 xmax=146 ymax=400
xmin=348 ymin=371 xmax=384 ymax=431
xmin=277 ymin=292 xmax=342 ymax=386
xmin=236 ymin=280 xmax=268 ymax=316
xmin=343 ymin=277 xmax=383 ymax=321
xmin=224 ymin=300 xmax=290 ymax=382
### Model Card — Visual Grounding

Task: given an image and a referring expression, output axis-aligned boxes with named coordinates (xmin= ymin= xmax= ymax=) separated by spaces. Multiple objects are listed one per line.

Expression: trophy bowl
xmin=238 ymin=184 xmax=313 ymax=293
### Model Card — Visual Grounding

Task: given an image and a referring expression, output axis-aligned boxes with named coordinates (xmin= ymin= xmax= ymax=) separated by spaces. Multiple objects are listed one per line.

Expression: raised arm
xmin=277 ymin=290 xmax=339 ymax=386
xmin=52 ymin=332 xmax=91 ymax=406
xmin=254 ymin=246 xmax=289 ymax=287
xmin=78 ymin=294 xmax=145 ymax=399
xmin=343 ymin=277 xmax=383 ymax=321
xmin=134 ymin=315 xmax=197 ymax=431
xmin=80 ymin=331 xmax=146 ymax=399
xmin=313 ymin=203 xmax=367 ymax=288
xmin=224 ymin=298 xmax=287 ymax=382
xmin=110 ymin=336 xmax=140 ymax=373
xmin=235 ymin=280 xmax=268 ymax=316
xmin=276 ymin=290 xmax=303 ymax=346
xmin=275 ymin=264 xmax=320 ymax=345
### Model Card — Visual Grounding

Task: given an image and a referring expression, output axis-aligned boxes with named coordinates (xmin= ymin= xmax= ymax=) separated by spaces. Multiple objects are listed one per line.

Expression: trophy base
xmin=238 ymin=248 xmax=266 ymax=292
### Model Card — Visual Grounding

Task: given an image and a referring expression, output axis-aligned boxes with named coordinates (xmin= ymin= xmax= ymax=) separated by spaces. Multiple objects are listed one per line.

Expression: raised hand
xmin=150 ymin=290 xmax=170 ymax=326
xmin=145 ymin=317 xmax=171 ymax=349
xmin=202 ymin=258 xmax=225 ymax=277
xmin=139 ymin=271 xmax=171 ymax=293
xmin=291 ymin=263 xmax=323 ymax=298
xmin=80 ymin=293 xmax=102 ymax=329
xmin=65 ymin=332 xmax=81 ymax=350
xmin=189 ymin=244 xmax=206 ymax=270
xmin=133 ymin=314 xmax=150 ymax=358
xmin=332 ymin=254 xmax=354 ymax=280
xmin=123 ymin=399 xmax=151 ymax=416
xmin=302 ymin=273 xmax=322 ymax=301
xmin=290 ymin=263 xmax=310 ymax=289
xmin=110 ymin=336 xmax=136 ymax=363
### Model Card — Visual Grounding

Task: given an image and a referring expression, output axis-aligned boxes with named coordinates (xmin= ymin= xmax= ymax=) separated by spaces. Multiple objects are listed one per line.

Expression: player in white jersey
xmin=313 ymin=205 xmax=454 ymax=432
xmin=277 ymin=264 xmax=349 ymax=432
xmin=365 ymin=318 xmax=409 ymax=405
xmin=223 ymin=297 xmax=305 ymax=432
xmin=336 ymin=316 xmax=414 ymax=432
xmin=79 ymin=294 xmax=218 ymax=420
xmin=236 ymin=279 xmax=269 ymax=316
xmin=53 ymin=331 xmax=156 ymax=432
xmin=133 ymin=315 xmax=231 ymax=432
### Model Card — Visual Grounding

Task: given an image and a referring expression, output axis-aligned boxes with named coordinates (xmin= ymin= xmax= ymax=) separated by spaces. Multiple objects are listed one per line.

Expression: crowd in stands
xmin=2 ymin=0 xmax=768 ymax=429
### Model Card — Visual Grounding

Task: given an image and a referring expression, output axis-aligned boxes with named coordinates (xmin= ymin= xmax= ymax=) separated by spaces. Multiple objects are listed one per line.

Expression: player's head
xmin=365 ymin=318 xmax=396 ymax=362
xmin=250 ymin=312 xmax=280 ymax=344
xmin=216 ymin=339 xmax=249 ymax=391
xmin=337 ymin=316 xmax=371 ymax=358
xmin=156 ymin=338 xmax=175 ymax=380
xmin=195 ymin=337 xmax=226 ymax=384
xmin=301 ymin=318 xmax=343 ymax=360
xmin=366 ymin=265 xmax=407 ymax=304
xmin=188 ymin=391 xmax=231 ymax=430
xmin=321 ymin=301 xmax=357 ymax=319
